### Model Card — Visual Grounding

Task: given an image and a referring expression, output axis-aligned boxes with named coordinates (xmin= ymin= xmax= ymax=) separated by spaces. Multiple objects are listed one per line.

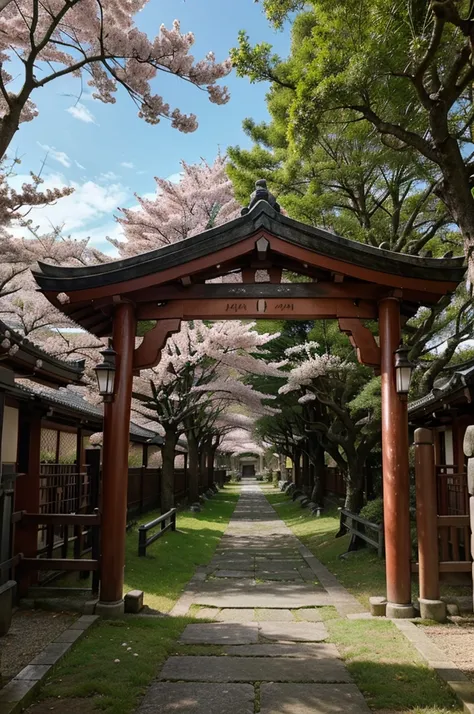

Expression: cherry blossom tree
xmin=0 ymin=4 xmax=231 ymax=159
xmin=278 ymin=342 xmax=380 ymax=512
xmin=133 ymin=321 xmax=280 ymax=511
xmin=114 ymin=156 xmax=240 ymax=256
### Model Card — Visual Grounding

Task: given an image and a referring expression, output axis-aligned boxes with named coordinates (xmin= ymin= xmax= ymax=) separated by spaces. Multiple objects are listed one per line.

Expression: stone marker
xmin=369 ymin=596 xmax=387 ymax=617
xmin=124 ymin=590 xmax=144 ymax=614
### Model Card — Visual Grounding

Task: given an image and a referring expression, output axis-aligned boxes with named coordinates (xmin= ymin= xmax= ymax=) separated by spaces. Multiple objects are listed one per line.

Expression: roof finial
xmin=241 ymin=178 xmax=281 ymax=215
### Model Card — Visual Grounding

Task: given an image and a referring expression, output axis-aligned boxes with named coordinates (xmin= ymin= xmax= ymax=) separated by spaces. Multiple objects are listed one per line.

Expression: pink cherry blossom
xmin=0 ymin=5 xmax=232 ymax=159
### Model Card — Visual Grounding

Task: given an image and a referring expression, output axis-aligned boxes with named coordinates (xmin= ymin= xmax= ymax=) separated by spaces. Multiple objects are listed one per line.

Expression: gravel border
xmin=394 ymin=619 xmax=474 ymax=714
xmin=0 ymin=615 xmax=98 ymax=714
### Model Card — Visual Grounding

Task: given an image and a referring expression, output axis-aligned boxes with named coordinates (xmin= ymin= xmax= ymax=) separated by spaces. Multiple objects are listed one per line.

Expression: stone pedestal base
xmin=419 ymin=598 xmax=447 ymax=622
xmin=369 ymin=596 xmax=387 ymax=617
xmin=124 ymin=590 xmax=144 ymax=614
xmin=386 ymin=602 xmax=415 ymax=619
xmin=96 ymin=599 xmax=124 ymax=618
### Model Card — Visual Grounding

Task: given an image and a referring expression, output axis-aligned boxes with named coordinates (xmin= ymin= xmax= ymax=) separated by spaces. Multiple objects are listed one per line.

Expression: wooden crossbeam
xmin=21 ymin=558 xmax=99 ymax=571
xmin=137 ymin=298 xmax=377 ymax=321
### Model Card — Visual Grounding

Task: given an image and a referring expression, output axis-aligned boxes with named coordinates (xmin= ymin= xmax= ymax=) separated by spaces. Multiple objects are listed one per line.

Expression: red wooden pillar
xmin=379 ymin=297 xmax=413 ymax=617
xmin=414 ymin=428 xmax=446 ymax=620
xmin=14 ymin=409 xmax=42 ymax=596
xmin=98 ymin=303 xmax=136 ymax=614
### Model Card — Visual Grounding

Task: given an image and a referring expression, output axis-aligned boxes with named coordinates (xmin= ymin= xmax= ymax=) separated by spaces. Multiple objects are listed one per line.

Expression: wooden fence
xmin=436 ymin=466 xmax=469 ymax=516
xmin=127 ymin=468 xmax=188 ymax=517
xmin=324 ymin=467 xmax=345 ymax=497
xmin=337 ymin=509 xmax=384 ymax=557
xmin=138 ymin=508 xmax=177 ymax=556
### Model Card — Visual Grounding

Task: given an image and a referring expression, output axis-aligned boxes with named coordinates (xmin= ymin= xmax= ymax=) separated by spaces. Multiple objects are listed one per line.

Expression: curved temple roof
xmin=0 ymin=319 xmax=84 ymax=387
xmin=32 ymin=199 xmax=466 ymax=336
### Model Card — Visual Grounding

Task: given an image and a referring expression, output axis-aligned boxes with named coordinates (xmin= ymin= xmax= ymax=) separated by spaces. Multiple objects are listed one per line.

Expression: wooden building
xmin=409 ymin=360 xmax=474 ymax=516
xmin=0 ymin=319 xmax=184 ymax=604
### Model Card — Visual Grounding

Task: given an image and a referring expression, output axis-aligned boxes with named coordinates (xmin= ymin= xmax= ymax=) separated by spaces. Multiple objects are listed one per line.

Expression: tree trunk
xmin=301 ymin=449 xmax=310 ymax=494
xmin=344 ymin=463 xmax=365 ymax=513
xmin=279 ymin=454 xmax=287 ymax=480
xmin=186 ymin=429 xmax=199 ymax=504
xmin=434 ymin=135 xmax=474 ymax=278
xmin=161 ymin=429 xmax=177 ymax=514
xmin=310 ymin=445 xmax=326 ymax=506
xmin=0 ymin=102 xmax=25 ymax=161
xmin=207 ymin=445 xmax=217 ymax=488
xmin=293 ymin=448 xmax=301 ymax=487
xmin=199 ymin=446 xmax=207 ymax=490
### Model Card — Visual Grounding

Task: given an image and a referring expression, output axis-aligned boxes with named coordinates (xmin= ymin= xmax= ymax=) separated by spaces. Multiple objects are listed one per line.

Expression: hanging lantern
xmin=394 ymin=345 xmax=414 ymax=396
xmin=94 ymin=343 xmax=117 ymax=402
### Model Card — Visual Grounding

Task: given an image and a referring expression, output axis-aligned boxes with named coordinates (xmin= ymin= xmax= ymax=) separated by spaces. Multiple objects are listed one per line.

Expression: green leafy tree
xmin=233 ymin=1 xmax=474 ymax=276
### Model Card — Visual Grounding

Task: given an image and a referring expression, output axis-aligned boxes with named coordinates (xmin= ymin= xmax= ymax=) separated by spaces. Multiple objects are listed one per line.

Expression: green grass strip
xmin=30 ymin=486 xmax=240 ymax=714
xmin=328 ymin=618 xmax=461 ymax=713
xmin=124 ymin=485 xmax=240 ymax=612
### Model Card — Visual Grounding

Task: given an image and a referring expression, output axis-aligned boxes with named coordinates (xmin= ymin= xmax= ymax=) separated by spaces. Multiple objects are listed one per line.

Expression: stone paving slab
xmin=136 ymin=682 xmax=254 ymax=714
xmin=259 ymin=622 xmax=328 ymax=642
xmin=210 ymin=562 xmax=255 ymax=571
xmin=294 ymin=608 xmax=324 ymax=622
xmin=194 ymin=608 xmax=219 ymax=620
xmin=159 ymin=656 xmax=351 ymax=683
xmin=257 ymin=572 xmax=303 ymax=581
xmin=215 ymin=609 xmax=255 ymax=622
xmin=192 ymin=583 xmax=331 ymax=608
xmin=213 ymin=570 xmax=254 ymax=579
xmin=255 ymin=609 xmax=294 ymax=622
xmin=255 ymin=561 xmax=301 ymax=571
xmin=179 ymin=623 xmax=259 ymax=644
xmin=224 ymin=643 xmax=340 ymax=658
xmin=260 ymin=683 xmax=371 ymax=713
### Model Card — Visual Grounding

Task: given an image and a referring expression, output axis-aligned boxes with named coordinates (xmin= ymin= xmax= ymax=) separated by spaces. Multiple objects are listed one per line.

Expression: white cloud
xmin=120 ymin=161 xmax=134 ymax=169
xmin=75 ymin=160 xmax=86 ymax=170
xmin=70 ymin=222 xmax=122 ymax=256
xmin=166 ymin=172 xmax=183 ymax=184
xmin=9 ymin=172 xmax=129 ymax=241
xmin=66 ymin=103 xmax=98 ymax=124
xmin=38 ymin=143 xmax=71 ymax=168
xmin=100 ymin=171 xmax=120 ymax=181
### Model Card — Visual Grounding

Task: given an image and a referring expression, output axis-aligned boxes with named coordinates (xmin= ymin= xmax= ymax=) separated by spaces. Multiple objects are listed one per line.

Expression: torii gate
xmin=33 ymin=186 xmax=465 ymax=618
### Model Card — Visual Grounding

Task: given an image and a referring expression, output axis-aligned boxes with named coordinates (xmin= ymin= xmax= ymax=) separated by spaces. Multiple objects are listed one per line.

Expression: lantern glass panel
xmin=396 ymin=365 xmax=412 ymax=394
xmin=95 ymin=364 xmax=115 ymax=396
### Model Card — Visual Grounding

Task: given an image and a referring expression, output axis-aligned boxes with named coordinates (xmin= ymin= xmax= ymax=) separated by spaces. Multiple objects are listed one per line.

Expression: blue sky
xmin=11 ymin=1 xmax=290 ymax=254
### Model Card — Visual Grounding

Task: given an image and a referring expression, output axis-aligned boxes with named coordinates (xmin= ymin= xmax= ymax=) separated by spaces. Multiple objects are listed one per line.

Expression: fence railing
xmin=13 ymin=509 xmax=101 ymax=592
xmin=413 ymin=429 xmax=472 ymax=622
xmin=138 ymin=508 xmax=177 ymax=557
xmin=337 ymin=508 xmax=384 ymax=558
xmin=436 ymin=466 xmax=469 ymax=516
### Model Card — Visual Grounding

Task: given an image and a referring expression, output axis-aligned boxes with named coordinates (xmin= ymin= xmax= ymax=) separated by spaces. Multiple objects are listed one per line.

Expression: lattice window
xmin=40 ymin=428 xmax=57 ymax=463
xmin=128 ymin=442 xmax=143 ymax=467
xmin=59 ymin=431 xmax=77 ymax=464
xmin=147 ymin=446 xmax=162 ymax=467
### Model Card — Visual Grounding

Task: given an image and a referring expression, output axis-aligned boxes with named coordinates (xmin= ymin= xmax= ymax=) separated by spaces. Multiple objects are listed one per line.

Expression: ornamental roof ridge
xmin=32 ymin=199 xmax=466 ymax=290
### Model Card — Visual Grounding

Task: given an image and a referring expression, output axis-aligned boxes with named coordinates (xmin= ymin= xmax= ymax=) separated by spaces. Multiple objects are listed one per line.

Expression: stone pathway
xmin=137 ymin=483 xmax=368 ymax=713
